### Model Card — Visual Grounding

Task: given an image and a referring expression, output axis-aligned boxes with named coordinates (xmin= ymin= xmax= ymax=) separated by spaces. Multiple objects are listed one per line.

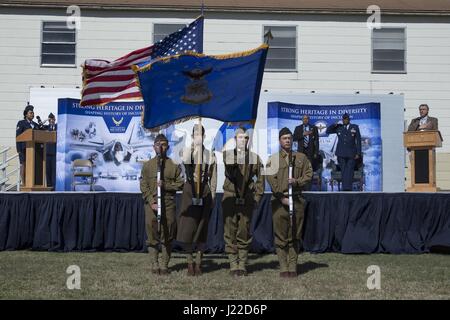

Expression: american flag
xmin=80 ymin=16 xmax=204 ymax=106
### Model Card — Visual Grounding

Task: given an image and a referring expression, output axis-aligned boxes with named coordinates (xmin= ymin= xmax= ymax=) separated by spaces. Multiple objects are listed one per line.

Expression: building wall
xmin=0 ymin=7 xmax=449 ymax=189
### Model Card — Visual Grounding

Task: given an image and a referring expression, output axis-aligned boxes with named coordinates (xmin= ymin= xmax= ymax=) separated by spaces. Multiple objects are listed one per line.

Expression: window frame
xmin=371 ymin=26 xmax=407 ymax=74
xmin=262 ymin=25 xmax=298 ymax=72
xmin=152 ymin=22 xmax=187 ymax=45
xmin=40 ymin=20 xmax=77 ymax=68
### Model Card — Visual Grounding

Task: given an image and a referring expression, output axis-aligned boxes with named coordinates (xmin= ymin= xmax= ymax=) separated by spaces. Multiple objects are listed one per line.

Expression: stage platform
xmin=0 ymin=192 xmax=449 ymax=254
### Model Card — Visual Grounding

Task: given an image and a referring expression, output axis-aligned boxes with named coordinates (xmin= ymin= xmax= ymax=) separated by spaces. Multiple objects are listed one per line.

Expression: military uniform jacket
xmin=43 ymin=123 xmax=57 ymax=156
xmin=16 ymin=119 xmax=39 ymax=155
xmin=223 ymin=149 xmax=265 ymax=203
xmin=266 ymin=150 xmax=312 ymax=200
xmin=140 ymin=156 xmax=184 ymax=205
xmin=181 ymin=145 xmax=217 ymax=199
xmin=326 ymin=123 xmax=361 ymax=158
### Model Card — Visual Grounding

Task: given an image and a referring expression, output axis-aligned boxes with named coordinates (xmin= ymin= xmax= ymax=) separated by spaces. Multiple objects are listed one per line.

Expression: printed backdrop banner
xmin=267 ymin=101 xmax=382 ymax=191
xmin=56 ymin=98 xmax=182 ymax=191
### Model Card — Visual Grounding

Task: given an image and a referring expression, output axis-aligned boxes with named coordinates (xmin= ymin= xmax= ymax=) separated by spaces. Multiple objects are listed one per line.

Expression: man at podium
xmin=407 ymin=104 xmax=438 ymax=131
xmin=16 ymin=104 xmax=39 ymax=185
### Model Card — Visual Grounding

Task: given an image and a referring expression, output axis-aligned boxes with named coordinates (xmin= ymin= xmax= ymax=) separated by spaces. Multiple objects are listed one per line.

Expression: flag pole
xmin=196 ymin=117 xmax=202 ymax=201
xmin=264 ymin=29 xmax=273 ymax=45
xmin=157 ymin=126 xmax=162 ymax=234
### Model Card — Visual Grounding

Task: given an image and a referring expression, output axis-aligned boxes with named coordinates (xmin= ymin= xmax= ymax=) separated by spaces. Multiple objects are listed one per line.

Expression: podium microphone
xmin=36 ymin=116 xmax=48 ymax=129
xmin=36 ymin=116 xmax=44 ymax=129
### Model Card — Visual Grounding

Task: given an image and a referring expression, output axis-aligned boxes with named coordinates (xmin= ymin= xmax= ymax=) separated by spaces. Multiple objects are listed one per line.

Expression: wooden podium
xmin=16 ymin=129 xmax=56 ymax=191
xmin=403 ymin=130 xmax=443 ymax=192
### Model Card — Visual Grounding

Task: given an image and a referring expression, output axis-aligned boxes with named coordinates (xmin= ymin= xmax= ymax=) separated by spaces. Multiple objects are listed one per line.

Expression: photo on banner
xmin=267 ymin=101 xmax=382 ymax=191
xmin=56 ymin=98 xmax=183 ymax=191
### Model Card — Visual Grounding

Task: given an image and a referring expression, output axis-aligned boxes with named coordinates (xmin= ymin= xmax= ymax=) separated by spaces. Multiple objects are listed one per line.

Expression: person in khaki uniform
xmin=177 ymin=124 xmax=217 ymax=276
xmin=140 ymin=134 xmax=184 ymax=275
xmin=266 ymin=127 xmax=312 ymax=278
xmin=222 ymin=127 xmax=264 ymax=276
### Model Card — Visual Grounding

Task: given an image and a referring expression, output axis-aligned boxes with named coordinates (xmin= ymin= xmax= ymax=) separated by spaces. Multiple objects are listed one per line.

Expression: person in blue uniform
xmin=44 ymin=113 xmax=57 ymax=190
xmin=16 ymin=104 xmax=39 ymax=185
xmin=326 ymin=113 xmax=361 ymax=191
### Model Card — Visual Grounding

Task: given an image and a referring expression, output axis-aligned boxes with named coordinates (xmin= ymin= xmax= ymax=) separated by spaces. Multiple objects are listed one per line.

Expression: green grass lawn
xmin=0 ymin=251 xmax=448 ymax=299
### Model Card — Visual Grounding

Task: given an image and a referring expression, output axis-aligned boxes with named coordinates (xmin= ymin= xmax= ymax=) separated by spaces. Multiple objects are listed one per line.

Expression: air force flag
xmin=133 ymin=44 xmax=268 ymax=129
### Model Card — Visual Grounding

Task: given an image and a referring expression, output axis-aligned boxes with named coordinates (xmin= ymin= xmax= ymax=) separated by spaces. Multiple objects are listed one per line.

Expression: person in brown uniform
xmin=266 ymin=127 xmax=312 ymax=278
xmin=140 ymin=134 xmax=184 ymax=275
xmin=222 ymin=127 xmax=264 ymax=276
xmin=177 ymin=124 xmax=217 ymax=276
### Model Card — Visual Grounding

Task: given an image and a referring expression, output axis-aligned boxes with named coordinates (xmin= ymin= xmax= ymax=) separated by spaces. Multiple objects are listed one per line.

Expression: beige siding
xmin=0 ymin=7 xmax=449 ymax=189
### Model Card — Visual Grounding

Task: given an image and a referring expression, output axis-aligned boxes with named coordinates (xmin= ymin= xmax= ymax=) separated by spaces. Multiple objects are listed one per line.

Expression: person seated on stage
xmin=44 ymin=113 xmax=57 ymax=190
xmin=140 ymin=134 xmax=184 ymax=276
xmin=16 ymin=104 xmax=39 ymax=185
xmin=326 ymin=113 xmax=362 ymax=192
xmin=407 ymin=104 xmax=438 ymax=131
xmin=293 ymin=115 xmax=319 ymax=190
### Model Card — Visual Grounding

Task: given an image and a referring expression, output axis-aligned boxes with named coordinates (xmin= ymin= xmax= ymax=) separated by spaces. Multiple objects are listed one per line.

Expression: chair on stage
xmin=329 ymin=156 xmax=364 ymax=191
xmin=72 ymin=159 xmax=95 ymax=191
xmin=311 ymin=151 xmax=324 ymax=190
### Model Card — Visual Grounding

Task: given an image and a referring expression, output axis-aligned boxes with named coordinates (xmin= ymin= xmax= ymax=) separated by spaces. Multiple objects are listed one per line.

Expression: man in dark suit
xmin=44 ymin=113 xmax=57 ymax=190
xmin=16 ymin=104 xmax=40 ymax=185
xmin=326 ymin=113 xmax=362 ymax=191
xmin=407 ymin=104 xmax=438 ymax=132
xmin=293 ymin=115 xmax=319 ymax=190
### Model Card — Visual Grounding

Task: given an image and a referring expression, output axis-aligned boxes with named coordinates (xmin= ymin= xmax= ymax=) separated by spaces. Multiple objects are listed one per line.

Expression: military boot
xmin=288 ymin=245 xmax=299 ymax=278
xmin=194 ymin=251 xmax=203 ymax=276
xmin=228 ymin=253 xmax=239 ymax=276
xmin=160 ymin=244 xmax=172 ymax=275
xmin=148 ymin=246 xmax=159 ymax=275
xmin=276 ymin=247 xmax=289 ymax=278
xmin=237 ymin=250 xmax=249 ymax=276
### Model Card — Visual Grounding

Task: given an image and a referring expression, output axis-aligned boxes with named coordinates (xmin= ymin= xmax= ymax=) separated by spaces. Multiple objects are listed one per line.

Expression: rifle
xmin=156 ymin=154 xmax=162 ymax=234
xmin=288 ymin=151 xmax=294 ymax=227
xmin=236 ymin=144 xmax=253 ymax=206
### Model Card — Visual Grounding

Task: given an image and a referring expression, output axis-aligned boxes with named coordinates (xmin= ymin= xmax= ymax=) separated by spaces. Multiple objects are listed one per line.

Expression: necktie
xmin=303 ymin=125 xmax=309 ymax=148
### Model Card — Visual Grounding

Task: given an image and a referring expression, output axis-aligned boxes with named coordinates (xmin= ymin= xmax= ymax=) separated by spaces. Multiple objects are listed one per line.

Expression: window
xmin=263 ymin=26 xmax=297 ymax=71
xmin=41 ymin=21 xmax=76 ymax=66
xmin=372 ymin=28 xmax=406 ymax=73
xmin=153 ymin=23 xmax=186 ymax=43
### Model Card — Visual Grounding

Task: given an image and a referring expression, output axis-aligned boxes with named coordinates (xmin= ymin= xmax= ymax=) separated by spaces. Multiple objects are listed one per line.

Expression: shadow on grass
xmin=170 ymin=258 xmax=229 ymax=273
xmin=430 ymin=246 xmax=450 ymax=254
xmin=170 ymin=254 xmax=329 ymax=275
xmin=297 ymin=261 xmax=329 ymax=275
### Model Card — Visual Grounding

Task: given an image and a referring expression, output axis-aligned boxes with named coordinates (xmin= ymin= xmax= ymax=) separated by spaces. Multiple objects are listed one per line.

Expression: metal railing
xmin=0 ymin=147 xmax=20 ymax=192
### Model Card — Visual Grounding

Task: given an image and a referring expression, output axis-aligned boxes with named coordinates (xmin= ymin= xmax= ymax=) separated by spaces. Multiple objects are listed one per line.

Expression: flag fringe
xmin=133 ymin=44 xmax=269 ymax=74
xmin=143 ymin=115 xmax=201 ymax=131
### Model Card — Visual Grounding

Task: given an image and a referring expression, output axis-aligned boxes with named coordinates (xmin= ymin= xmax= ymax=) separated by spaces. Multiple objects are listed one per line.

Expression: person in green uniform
xmin=266 ymin=127 xmax=312 ymax=278
xmin=140 ymin=134 xmax=184 ymax=275
xmin=222 ymin=127 xmax=264 ymax=276
xmin=177 ymin=124 xmax=217 ymax=276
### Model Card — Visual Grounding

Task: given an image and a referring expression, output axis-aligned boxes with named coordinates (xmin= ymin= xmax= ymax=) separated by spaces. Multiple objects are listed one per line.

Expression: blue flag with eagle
xmin=133 ymin=44 xmax=268 ymax=129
